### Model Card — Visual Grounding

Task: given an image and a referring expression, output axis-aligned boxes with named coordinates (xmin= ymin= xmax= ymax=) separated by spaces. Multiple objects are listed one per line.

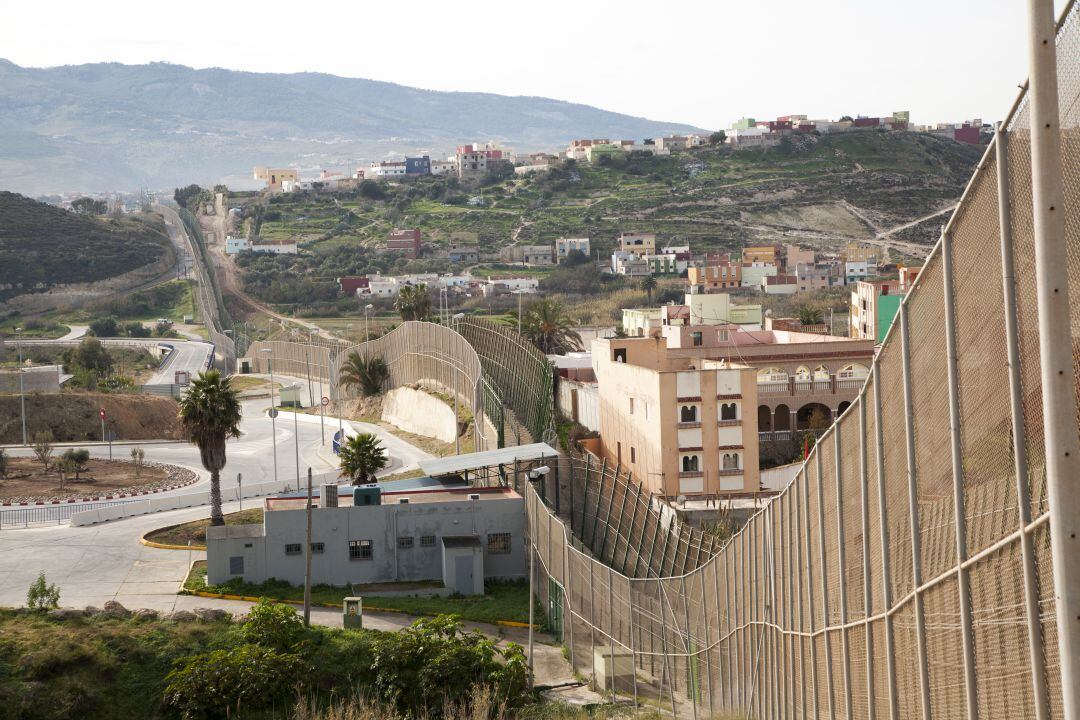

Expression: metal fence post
xmin=872 ymin=362 xmax=900 ymax=720
xmin=899 ymin=302 xmax=932 ymax=720
xmin=794 ymin=473 xmax=808 ymax=720
xmin=834 ymin=424 xmax=853 ymax=720
xmin=1027 ymin=0 xmax=1080 ymax=713
xmin=941 ymin=228 xmax=980 ymax=720
xmin=801 ymin=464 xmax=820 ymax=718
xmin=858 ymin=396 xmax=877 ymax=720
xmin=815 ymin=451 xmax=837 ymax=720
xmin=995 ymin=123 xmax=1050 ymax=720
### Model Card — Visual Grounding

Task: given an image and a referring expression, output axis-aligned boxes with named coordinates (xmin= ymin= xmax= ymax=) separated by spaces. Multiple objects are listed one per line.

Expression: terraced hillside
xmin=222 ymin=130 xmax=983 ymax=309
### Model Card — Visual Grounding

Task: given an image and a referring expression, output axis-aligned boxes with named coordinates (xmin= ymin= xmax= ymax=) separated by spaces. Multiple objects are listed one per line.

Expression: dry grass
xmin=144 ymin=507 xmax=264 ymax=546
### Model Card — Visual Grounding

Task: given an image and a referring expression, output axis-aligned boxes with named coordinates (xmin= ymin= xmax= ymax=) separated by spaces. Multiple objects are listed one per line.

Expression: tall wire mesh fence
xmin=521 ymin=4 xmax=1080 ymax=717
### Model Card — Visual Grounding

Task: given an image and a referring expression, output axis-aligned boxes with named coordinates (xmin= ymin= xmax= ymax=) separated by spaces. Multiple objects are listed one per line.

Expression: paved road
xmin=1 ymin=374 xmax=432 ymax=516
xmin=148 ymin=339 xmax=214 ymax=384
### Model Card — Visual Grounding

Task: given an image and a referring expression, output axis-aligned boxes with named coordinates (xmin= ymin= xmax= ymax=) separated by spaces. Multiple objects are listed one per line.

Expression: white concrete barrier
xmin=69 ymin=476 xmax=323 ymax=526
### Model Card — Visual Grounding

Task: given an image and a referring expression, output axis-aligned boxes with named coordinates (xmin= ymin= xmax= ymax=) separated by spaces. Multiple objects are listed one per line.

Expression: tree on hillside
xmin=68 ymin=337 xmax=113 ymax=374
xmin=709 ymin=130 xmax=727 ymax=145
xmin=178 ymin=370 xmax=242 ymax=526
xmin=71 ymin=197 xmax=108 ymax=215
xmin=338 ymin=352 xmax=389 ymax=397
xmin=395 ymin=283 xmax=431 ymax=321
xmin=839 ymin=115 xmax=853 ymax=122
xmin=521 ymin=298 xmax=583 ymax=355
xmin=88 ymin=317 xmax=119 ymax=337
xmin=641 ymin=275 xmax=658 ymax=303
xmin=560 ymin=249 xmax=590 ymax=267
xmin=173 ymin=184 xmax=204 ymax=209
xmin=338 ymin=433 xmax=388 ymax=485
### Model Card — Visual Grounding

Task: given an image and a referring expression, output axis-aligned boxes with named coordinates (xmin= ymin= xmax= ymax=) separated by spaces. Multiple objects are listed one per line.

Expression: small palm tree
xmin=339 ymin=433 xmax=388 ymax=485
xmin=178 ymin=370 xmax=242 ymax=526
xmin=797 ymin=304 xmax=824 ymax=326
xmin=521 ymin=298 xmax=583 ymax=355
xmin=395 ymin=283 xmax=431 ymax=321
xmin=338 ymin=352 xmax=389 ymax=397
xmin=641 ymin=275 xmax=658 ymax=303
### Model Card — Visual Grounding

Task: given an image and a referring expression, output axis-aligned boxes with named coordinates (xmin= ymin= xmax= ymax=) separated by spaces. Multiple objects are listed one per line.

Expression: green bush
xmin=163 ymin=643 xmax=306 ymax=720
xmin=26 ymin=572 xmax=60 ymax=611
xmin=369 ymin=615 xmax=529 ymax=714
xmin=240 ymin=597 xmax=305 ymax=652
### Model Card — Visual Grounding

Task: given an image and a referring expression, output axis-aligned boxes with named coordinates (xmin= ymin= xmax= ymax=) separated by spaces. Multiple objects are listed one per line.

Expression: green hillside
xmin=0 ymin=192 xmax=172 ymax=303
xmin=224 ymin=130 xmax=983 ymax=311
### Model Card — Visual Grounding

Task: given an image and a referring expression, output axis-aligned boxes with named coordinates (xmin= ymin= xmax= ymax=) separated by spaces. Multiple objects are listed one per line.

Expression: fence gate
xmin=547 ymin=578 xmax=564 ymax=642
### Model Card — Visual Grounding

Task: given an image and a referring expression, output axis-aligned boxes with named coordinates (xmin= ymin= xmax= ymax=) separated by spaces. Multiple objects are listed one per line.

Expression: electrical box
xmin=322 ymin=484 xmax=339 ymax=508
xmin=343 ymin=597 xmax=363 ymax=629
xmin=353 ymin=485 xmax=381 ymax=506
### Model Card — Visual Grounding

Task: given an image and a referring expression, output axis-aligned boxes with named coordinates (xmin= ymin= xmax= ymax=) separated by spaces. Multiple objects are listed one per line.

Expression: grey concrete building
xmin=206 ymin=486 xmax=526 ymax=593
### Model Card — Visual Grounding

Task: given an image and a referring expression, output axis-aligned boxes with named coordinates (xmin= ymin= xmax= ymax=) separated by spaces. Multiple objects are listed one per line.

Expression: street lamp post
xmin=260 ymin=348 xmax=279 ymax=486
xmin=364 ymin=305 xmax=373 ymax=341
xmin=15 ymin=327 xmax=26 ymax=446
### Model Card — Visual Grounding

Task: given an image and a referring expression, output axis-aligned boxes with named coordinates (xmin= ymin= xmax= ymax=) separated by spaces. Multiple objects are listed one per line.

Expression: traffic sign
xmin=99 ymin=407 xmax=106 ymax=420
xmin=269 ymin=408 xmax=279 ymax=418
xmin=321 ymin=396 xmax=330 ymax=406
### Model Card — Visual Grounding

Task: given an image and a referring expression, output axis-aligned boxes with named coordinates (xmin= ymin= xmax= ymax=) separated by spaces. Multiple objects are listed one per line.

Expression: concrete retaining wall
xmin=381 ymin=387 xmax=457 ymax=444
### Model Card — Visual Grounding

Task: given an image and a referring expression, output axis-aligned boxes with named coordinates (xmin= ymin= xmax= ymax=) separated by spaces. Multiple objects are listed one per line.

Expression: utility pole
xmin=16 ymin=328 xmax=26 ymax=446
xmin=303 ymin=467 xmax=313 ymax=627
xmin=261 ymin=349 xmax=279 ymax=485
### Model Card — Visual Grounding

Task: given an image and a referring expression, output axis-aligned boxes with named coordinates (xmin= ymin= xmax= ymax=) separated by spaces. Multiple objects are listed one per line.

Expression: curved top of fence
xmin=452 ymin=316 xmax=557 ymax=446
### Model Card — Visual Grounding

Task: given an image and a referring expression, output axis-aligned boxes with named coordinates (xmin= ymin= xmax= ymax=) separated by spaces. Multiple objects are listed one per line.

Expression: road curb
xmin=141 ymin=536 xmax=205 ymax=551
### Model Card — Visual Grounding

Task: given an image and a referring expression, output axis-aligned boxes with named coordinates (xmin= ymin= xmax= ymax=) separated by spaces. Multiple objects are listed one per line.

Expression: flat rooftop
xmin=265 ymin=484 xmax=520 ymax=511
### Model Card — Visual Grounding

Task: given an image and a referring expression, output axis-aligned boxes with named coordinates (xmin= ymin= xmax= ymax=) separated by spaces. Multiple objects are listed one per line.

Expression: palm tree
xmin=339 ymin=433 xmax=388 ymax=485
xmin=641 ymin=275 xmax=658 ymax=303
xmin=395 ymin=283 xmax=431 ymax=321
xmin=338 ymin=352 xmax=389 ymax=396
xmin=797 ymin=304 xmax=824 ymax=326
xmin=178 ymin=370 xmax=242 ymax=526
xmin=521 ymin=298 xmax=583 ymax=355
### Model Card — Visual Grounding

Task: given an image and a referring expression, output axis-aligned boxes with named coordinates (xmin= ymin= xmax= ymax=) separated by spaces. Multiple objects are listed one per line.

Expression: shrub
xmin=163 ymin=643 xmax=306 ymax=719
xmin=240 ymin=598 xmax=304 ymax=652
xmin=368 ymin=615 xmax=530 ymax=714
xmin=27 ymin=572 xmax=60 ymax=611
xmin=88 ymin=317 xmax=119 ymax=338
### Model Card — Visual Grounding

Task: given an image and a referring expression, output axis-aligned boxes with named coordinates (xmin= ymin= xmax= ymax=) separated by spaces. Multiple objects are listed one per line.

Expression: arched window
xmin=720 ymin=403 xmax=737 ymax=420
xmin=682 ymin=455 xmax=699 ymax=472
xmin=838 ymin=363 xmax=870 ymax=379
xmin=758 ymin=367 xmax=788 ymax=383
xmin=794 ymin=365 xmax=812 ymax=381
xmin=680 ymin=405 xmax=698 ymax=423
xmin=813 ymin=364 xmax=830 ymax=380
xmin=723 ymin=453 xmax=741 ymax=470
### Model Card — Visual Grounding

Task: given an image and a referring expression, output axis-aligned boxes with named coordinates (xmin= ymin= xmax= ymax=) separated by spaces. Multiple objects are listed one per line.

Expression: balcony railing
xmin=757 ymin=375 xmax=866 ymax=397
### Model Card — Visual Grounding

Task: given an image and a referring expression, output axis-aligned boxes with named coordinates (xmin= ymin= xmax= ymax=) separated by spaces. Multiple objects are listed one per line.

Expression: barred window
xmin=284 ymin=543 xmax=302 ymax=555
xmin=420 ymin=535 xmax=436 ymax=547
xmin=487 ymin=533 xmax=512 ymax=555
xmin=397 ymin=536 xmax=414 ymax=549
xmin=349 ymin=539 xmax=373 ymax=561
xmin=311 ymin=542 xmax=324 ymax=554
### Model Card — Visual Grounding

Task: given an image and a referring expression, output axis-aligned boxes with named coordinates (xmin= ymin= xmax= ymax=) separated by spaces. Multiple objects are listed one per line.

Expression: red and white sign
xmin=321 ymin=396 xmax=330 ymax=406
xmin=99 ymin=407 xmax=106 ymax=420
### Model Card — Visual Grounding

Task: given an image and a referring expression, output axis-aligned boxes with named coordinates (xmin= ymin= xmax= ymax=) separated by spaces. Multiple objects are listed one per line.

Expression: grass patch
xmin=144 ymin=508 xmax=264 ymax=547
xmin=183 ymin=561 xmax=531 ymax=624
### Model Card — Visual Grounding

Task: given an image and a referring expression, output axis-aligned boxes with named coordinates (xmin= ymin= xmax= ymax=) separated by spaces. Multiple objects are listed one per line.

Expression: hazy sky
xmin=1 ymin=0 xmax=1066 ymax=129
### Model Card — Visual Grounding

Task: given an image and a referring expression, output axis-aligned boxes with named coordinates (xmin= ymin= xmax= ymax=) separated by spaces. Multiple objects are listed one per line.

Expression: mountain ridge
xmin=0 ymin=59 xmax=706 ymax=195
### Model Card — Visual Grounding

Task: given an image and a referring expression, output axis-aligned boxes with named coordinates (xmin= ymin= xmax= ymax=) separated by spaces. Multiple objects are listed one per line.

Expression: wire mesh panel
xmin=515 ymin=5 xmax=1079 ymax=715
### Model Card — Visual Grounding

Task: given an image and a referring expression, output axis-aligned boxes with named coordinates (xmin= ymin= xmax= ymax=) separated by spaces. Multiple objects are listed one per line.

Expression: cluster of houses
xmin=338 ymin=272 xmax=538 ymax=300
xmin=725 ymin=111 xmax=987 ymax=149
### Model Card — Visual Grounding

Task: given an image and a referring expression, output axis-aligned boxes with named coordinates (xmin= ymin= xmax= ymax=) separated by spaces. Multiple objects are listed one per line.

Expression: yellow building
xmin=253 ymin=166 xmax=299 ymax=191
xmin=688 ymin=263 xmax=742 ymax=291
xmin=619 ymin=232 xmax=656 ymax=257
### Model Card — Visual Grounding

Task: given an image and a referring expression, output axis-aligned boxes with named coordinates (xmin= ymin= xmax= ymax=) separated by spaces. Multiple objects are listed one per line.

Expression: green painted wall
xmin=876 ymin=294 xmax=902 ymax=340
